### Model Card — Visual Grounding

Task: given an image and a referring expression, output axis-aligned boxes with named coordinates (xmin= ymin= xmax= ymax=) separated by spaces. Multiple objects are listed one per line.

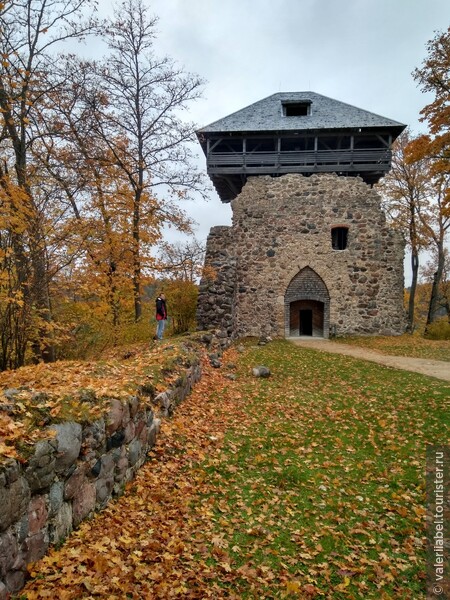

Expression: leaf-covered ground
xmin=16 ymin=340 xmax=450 ymax=599
xmin=0 ymin=339 xmax=197 ymax=461
xmin=336 ymin=334 xmax=450 ymax=362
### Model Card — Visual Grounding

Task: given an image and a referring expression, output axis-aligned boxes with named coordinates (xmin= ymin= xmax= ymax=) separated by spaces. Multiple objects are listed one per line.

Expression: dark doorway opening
xmin=289 ymin=298 xmax=326 ymax=337
xmin=286 ymin=268 xmax=330 ymax=338
xmin=299 ymin=309 xmax=313 ymax=336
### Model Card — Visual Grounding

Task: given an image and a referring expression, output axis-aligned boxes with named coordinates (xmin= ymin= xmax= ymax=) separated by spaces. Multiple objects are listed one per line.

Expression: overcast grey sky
xmin=99 ymin=0 xmax=449 ymax=282
xmin=139 ymin=0 xmax=449 ymax=248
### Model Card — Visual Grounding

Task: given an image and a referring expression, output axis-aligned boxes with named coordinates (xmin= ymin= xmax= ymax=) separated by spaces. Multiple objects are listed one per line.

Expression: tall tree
xmin=408 ymin=26 xmax=450 ymax=189
xmin=91 ymin=0 xmax=205 ymax=321
xmin=421 ymin=246 xmax=450 ymax=322
xmin=34 ymin=55 xmax=170 ymax=328
xmin=376 ymin=129 xmax=432 ymax=330
xmin=407 ymin=27 xmax=450 ymax=327
xmin=419 ymin=174 xmax=450 ymax=327
xmin=0 ymin=175 xmax=31 ymax=368
xmin=32 ymin=57 xmax=137 ymax=329
xmin=0 ymin=0 xmax=97 ymax=365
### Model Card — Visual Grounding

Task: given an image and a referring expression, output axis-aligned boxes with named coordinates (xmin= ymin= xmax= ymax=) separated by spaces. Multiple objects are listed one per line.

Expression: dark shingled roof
xmin=197 ymin=92 xmax=405 ymax=134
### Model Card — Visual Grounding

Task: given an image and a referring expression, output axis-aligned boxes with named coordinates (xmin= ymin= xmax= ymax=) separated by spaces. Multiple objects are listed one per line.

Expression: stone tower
xmin=196 ymin=92 xmax=407 ymax=339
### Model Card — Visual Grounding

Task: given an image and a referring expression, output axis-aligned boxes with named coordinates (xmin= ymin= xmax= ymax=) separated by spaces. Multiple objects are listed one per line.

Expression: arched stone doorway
xmin=285 ymin=267 xmax=330 ymax=338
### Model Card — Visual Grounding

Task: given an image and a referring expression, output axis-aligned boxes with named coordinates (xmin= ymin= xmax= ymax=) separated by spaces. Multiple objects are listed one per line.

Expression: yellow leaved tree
xmin=0 ymin=0 xmax=97 ymax=367
xmin=406 ymin=27 xmax=450 ymax=328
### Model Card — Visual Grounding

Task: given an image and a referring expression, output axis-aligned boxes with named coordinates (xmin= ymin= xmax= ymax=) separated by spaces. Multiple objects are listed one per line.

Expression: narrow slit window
xmin=331 ymin=227 xmax=348 ymax=250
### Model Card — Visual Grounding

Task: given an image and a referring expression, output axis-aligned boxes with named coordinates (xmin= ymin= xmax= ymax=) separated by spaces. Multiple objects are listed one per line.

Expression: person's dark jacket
xmin=155 ymin=297 xmax=167 ymax=320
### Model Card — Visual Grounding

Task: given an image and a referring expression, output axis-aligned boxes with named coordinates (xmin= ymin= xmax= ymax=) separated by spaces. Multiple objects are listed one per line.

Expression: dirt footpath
xmin=289 ymin=338 xmax=450 ymax=382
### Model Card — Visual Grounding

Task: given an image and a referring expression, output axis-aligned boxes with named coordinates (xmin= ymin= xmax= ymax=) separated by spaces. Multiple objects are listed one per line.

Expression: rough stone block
xmin=124 ymin=420 xmax=136 ymax=444
xmin=23 ymin=530 xmax=48 ymax=564
xmin=64 ymin=465 xmax=88 ymax=500
xmin=51 ymin=422 xmax=83 ymax=474
xmin=0 ymin=476 xmax=30 ymax=532
xmin=252 ymin=366 xmax=271 ymax=378
xmin=23 ymin=440 xmax=57 ymax=492
xmin=147 ymin=420 xmax=160 ymax=449
xmin=106 ymin=399 xmax=124 ymax=435
xmin=0 ymin=531 xmax=18 ymax=578
xmin=128 ymin=439 xmax=142 ymax=467
xmin=0 ymin=581 xmax=7 ymax=600
xmin=4 ymin=569 xmax=25 ymax=594
xmin=49 ymin=501 xmax=73 ymax=546
xmin=81 ymin=418 xmax=106 ymax=456
xmin=48 ymin=482 xmax=64 ymax=517
xmin=28 ymin=495 xmax=48 ymax=536
xmin=72 ymin=481 xmax=96 ymax=527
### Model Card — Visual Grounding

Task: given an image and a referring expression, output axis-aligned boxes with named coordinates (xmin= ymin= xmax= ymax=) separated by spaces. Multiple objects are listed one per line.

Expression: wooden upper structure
xmin=196 ymin=92 xmax=406 ymax=202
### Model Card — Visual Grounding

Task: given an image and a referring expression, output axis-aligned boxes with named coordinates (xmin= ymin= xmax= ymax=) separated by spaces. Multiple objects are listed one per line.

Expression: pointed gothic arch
xmin=285 ymin=267 xmax=330 ymax=338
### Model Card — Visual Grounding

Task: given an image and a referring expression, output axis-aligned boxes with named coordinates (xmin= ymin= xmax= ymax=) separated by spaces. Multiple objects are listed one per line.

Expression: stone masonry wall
xmin=0 ymin=363 xmax=201 ymax=598
xmin=233 ymin=173 xmax=406 ymax=337
xmin=196 ymin=226 xmax=236 ymax=340
xmin=198 ymin=173 xmax=406 ymax=339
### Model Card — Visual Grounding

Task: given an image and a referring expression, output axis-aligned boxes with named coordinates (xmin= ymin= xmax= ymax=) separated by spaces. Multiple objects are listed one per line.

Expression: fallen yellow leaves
xmin=13 ymin=340 xmax=448 ymax=598
xmin=0 ymin=340 xmax=198 ymax=461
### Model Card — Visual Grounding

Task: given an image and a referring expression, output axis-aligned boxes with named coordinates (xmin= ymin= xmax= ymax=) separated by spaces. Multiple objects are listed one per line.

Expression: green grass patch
xmin=189 ymin=340 xmax=449 ymax=598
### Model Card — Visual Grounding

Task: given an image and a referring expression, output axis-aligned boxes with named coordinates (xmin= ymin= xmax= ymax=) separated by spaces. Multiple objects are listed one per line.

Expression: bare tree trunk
xmin=29 ymin=210 xmax=56 ymax=362
xmin=406 ymin=203 xmax=422 ymax=332
xmin=408 ymin=250 xmax=419 ymax=331
xmin=18 ymin=162 xmax=55 ymax=362
xmin=107 ymin=261 xmax=120 ymax=329
xmin=132 ymin=188 xmax=142 ymax=322
xmin=426 ymin=271 xmax=439 ymax=329
xmin=425 ymin=239 xmax=445 ymax=330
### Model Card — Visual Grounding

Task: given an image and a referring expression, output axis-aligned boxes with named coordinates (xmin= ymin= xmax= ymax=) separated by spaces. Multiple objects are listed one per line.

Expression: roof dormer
xmin=282 ymin=100 xmax=312 ymax=117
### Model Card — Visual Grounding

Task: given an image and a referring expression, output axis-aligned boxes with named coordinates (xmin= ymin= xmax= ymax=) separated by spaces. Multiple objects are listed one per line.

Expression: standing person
xmin=155 ymin=292 xmax=167 ymax=340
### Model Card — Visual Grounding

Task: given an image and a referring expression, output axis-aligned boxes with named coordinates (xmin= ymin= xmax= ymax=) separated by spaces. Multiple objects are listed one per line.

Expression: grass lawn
xmin=180 ymin=340 xmax=449 ymax=598
xmin=19 ymin=339 xmax=449 ymax=599
xmin=336 ymin=334 xmax=450 ymax=362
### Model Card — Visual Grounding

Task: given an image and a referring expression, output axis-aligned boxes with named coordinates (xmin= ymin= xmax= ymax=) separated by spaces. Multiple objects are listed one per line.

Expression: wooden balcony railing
xmin=206 ymin=148 xmax=392 ymax=175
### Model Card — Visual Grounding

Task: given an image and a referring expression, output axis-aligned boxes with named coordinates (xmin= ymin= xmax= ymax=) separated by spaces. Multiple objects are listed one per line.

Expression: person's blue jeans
xmin=156 ymin=319 xmax=166 ymax=340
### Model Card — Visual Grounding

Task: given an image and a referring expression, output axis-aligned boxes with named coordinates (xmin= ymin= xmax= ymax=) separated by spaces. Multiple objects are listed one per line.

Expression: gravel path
xmin=289 ymin=338 xmax=450 ymax=382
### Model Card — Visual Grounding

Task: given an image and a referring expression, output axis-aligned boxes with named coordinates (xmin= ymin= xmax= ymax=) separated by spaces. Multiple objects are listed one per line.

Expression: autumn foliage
xmin=0 ymin=0 xmax=204 ymax=370
xmin=15 ymin=340 xmax=449 ymax=599
xmin=407 ymin=26 xmax=450 ymax=192
xmin=378 ymin=27 xmax=450 ymax=330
